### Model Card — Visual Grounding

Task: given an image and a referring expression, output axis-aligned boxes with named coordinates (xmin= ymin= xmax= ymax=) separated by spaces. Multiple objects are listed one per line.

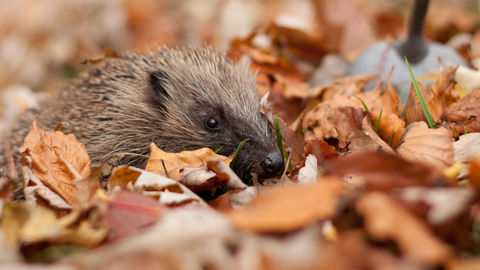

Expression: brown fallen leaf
xmin=104 ymin=191 xmax=163 ymax=240
xmin=302 ymin=73 xmax=403 ymax=149
xmin=20 ymin=120 xmax=91 ymax=205
xmin=469 ymin=159 xmax=480 ymax=193
xmin=178 ymin=159 xmax=247 ymax=193
xmin=227 ymin=178 xmax=347 ymax=233
xmin=108 ymin=166 xmax=207 ymax=207
xmin=405 ymin=67 xmax=459 ymax=125
xmin=275 ymin=116 xmax=305 ymax=169
xmin=396 ymin=122 xmax=454 ymax=170
xmin=316 ymin=231 xmax=422 ymax=270
xmin=145 ymin=143 xmax=230 ymax=181
xmin=449 ymin=258 xmax=480 ymax=270
xmin=440 ymin=89 xmax=480 ymax=135
xmin=303 ymin=105 xmax=366 ymax=149
xmin=351 ymin=116 xmax=394 ymax=153
xmin=288 ymin=139 xmax=337 ymax=181
xmin=356 ymin=192 xmax=453 ymax=266
xmin=396 ymin=187 xmax=475 ymax=249
xmin=325 ymin=151 xmax=453 ymax=191
xmin=209 ymin=186 xmax=257 ymax=212
xmin=2 ymin=202 xmax=107 ymax=250
xmin=362 ymin=73 xmax=405 ymax=148
xmin=22 ymin=162 xmax=71 ymax=211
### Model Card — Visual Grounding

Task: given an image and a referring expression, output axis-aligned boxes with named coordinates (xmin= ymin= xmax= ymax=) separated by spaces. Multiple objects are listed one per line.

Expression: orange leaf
xmin=356 ymin=192 xmax=452 ymax=265
xmin=20 ymin=120 xmax=91 ymax=205
xmin=145 ymin=143 xmax=231 ymax=181
xmin=227 ymin=178 xmax=346 ymax=232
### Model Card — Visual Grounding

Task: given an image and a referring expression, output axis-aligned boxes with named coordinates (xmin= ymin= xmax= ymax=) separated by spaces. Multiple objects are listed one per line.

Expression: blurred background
xmin=0 ymin=0 xmax=479 ymax=131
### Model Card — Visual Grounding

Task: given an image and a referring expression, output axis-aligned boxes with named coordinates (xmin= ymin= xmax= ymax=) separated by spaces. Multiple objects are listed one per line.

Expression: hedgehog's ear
xmin=149 ymin=71 xmax=170 ymax=99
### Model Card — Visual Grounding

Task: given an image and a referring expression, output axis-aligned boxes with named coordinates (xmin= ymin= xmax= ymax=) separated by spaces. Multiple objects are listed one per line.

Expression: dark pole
xmin=396 ymin=0 xmax=429 ymax=64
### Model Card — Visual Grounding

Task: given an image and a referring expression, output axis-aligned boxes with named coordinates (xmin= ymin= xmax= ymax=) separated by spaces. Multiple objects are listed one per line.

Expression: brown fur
xmin=0 ymin=46 xmax=280 ymax=178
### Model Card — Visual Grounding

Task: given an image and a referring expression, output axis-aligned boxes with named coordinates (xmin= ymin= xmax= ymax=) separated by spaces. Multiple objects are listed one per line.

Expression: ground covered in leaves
xmin=3 ymin=0 xmax=480 ymax=269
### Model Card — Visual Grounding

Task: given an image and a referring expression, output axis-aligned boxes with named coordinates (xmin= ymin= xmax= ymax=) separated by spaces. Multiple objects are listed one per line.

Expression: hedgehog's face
xmin=145 ymin=49 xmax=283 ymax=179
xmin=189 ymin=101 xmax=284 ymax=179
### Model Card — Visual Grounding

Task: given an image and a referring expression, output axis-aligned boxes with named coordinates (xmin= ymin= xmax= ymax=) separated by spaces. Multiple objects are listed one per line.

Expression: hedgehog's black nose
xmin=261 ymin=151 xmax=284 ymax=176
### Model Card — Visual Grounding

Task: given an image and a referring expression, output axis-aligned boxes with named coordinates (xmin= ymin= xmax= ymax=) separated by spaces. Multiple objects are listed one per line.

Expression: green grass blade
xmin=405 ymin=57 xmax=437 ymax=128
xmin=388 ymin=130 xmax=395 ymax=146
xmin=374 ymin=108 xmax=383 ymax=133
xmin=464 ymin=127 xmax=469 ymax=134
xmin=214 ymin=146 xmax=223 ymax=153
xmin=353 ymin=95 xmax=369 ymax=112
xmin=230 ymin=140 xmax=246 ymax=169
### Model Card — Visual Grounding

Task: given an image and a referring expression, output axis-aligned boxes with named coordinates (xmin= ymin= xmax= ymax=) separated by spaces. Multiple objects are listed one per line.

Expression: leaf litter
xmin=2 ymin=1 xmax=480 ymax=269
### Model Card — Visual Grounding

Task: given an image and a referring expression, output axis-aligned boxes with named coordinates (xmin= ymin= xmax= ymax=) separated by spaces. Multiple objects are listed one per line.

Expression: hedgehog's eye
xmin=205 ymin=117 xmax=219 ymax=130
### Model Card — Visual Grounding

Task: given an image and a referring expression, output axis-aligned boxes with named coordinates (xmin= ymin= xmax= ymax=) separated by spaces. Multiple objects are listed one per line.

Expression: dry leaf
xmin=356 ymin=192 xmax=453 ymax=265
xmin=20 ymin=120 xmax=91 ymax=205
xmin=350 ymin=116 xmax=394 ymax=153
xmin=275 ymin=116 xmax=305 ymax=168
xmin=105 ymin=191 xmax=163 ymax=240
xmin=2 ymin=202 xmax=107 ymax=249
xmin=363 ymin=74 xmax=405 ymax=148
xmin=440 ymin=90 xmax=480 ymax=135
xmin=22 ymin=162 xmax=71 ymax=210
xmin=449 ymin=258 xmax=480 ymax=270
xmin=303 ymin=105 xmax=366 ymax=148
xmin=396 ymin=122 xmax=454 ymax=170
xmin=325 ymin=151 xmax=453 ymax=191
xmin=107 ymin=166 xmax=207 ymax=207
xmin=453 ymin=133 xmax=480 ymax=179
xmin=405 ymin=67 xmax=459 ymax=125
xmin=145 ymin=143 xmax=230 ymax=181
xmin=227 ymin=178 xmax=346 ymax=232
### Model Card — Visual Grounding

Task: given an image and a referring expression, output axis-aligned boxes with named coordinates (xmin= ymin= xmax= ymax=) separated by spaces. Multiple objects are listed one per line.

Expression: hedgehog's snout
xmin=259 ymin=150 xmax=284 ymax=178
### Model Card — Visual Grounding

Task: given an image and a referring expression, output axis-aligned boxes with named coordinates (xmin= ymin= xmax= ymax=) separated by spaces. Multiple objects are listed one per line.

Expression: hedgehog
xmin=0 ymin=46 xmax=284 ymax=181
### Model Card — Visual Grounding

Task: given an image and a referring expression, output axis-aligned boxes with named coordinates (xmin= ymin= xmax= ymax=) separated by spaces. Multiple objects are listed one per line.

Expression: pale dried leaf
xmin=396 ymin=122 xmax=454 ymax=170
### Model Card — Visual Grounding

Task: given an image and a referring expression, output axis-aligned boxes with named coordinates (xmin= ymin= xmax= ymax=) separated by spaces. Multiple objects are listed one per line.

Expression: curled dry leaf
xmin=22 ymin=161 xmax=71 ymax=210
xmin=348 ymin=116 xmax=394 ymax=153
xmin=145 ymin=143 xmax=231 ymax=181
xmin=206 ymin=159 xmax=246 ymax=190
xmin=275 ymin=116 xmax=305 ymax=169
xmin=363 ymin=75 xmax=405 ymax=148
xmin=2 ymin=202 xmax=107 ymax=249
xmin=303 ymin=105 xmax=365 ymax=148
xmin=396 ymin=122 xmax=454 ymax=170
xmin=20 ymin=120 xmax=91 ymax=205
xmin=302 ymin=73 xmax=404 ymax=149
xmin=356 ymin=192 xmax=453 ymax=266
xmin=440 ymin=90 xmax=480 ymax=135
xmin=108 ymin=166 xmax=207 ymax=208
xmin=325 ymin=151 xmax=453 ymax=191
xmin=227 ymin=178 xmax=347 ymax=233
xmin=405 ymin=67 xmax=459 ymax=125
xmin=178 ymin=159 xmax=247 ymax=194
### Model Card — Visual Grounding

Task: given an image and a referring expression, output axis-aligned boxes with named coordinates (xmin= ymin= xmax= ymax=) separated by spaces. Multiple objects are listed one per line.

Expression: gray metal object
xmin=346 ymin=0 xmax=467 ymax=102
